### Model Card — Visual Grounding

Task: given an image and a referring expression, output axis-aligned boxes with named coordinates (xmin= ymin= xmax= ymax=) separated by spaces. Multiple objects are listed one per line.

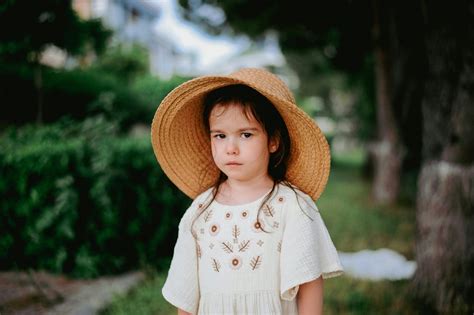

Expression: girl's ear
xmin=269 ymin=137 xmax=279 ymax=153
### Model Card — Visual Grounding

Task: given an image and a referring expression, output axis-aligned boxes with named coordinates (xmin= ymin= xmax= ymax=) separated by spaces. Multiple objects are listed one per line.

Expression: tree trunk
xmin=34 ymin=61 xmax=44 ymax=125
xmin=413 ymin=162 xmax=474 ymax=313
xmin=411 ymin=1 xmax=474 ymax=312
xmin=370 ymin=0 xmax=404 ymax=205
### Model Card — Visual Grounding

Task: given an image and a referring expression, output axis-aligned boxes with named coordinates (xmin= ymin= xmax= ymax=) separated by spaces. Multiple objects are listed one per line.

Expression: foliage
xmin=0 ymin=117 xmax=191 ymax=278
xmin=0 ymin=0 xmax=112 ymax=62
xmin=0 ymin=63 xmax=186 ymax=131
xmin=131 ymin=75 xmax=190 ymax=113
xmin=92 ymin=44 xmax=150 ymax=84
xmin=179 ymin=0 xmax=372 ymax=72
xmin=180 ymin=0 xmax=376 ymax=144
xmin=319 ymin=164 xmax=416 ymax=259
xmin=349 ymin=55 xmax=376 ymax=142
xmin=100 ymin=269 xmax=175 ymax=315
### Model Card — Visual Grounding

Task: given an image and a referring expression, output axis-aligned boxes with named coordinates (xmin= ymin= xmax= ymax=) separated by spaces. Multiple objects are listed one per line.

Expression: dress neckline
xmin=212 ymin=186 xmax=274 ymax=208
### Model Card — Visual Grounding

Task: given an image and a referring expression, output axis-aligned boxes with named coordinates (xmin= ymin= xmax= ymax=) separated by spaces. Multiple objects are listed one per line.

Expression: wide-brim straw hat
xmin=151 ymin=68 xmax=330 ymax=201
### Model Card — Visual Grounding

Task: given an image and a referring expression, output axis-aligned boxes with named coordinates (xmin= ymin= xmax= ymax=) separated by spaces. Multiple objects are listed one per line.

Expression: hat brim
xmin=151 ymin=74 xmax=330 ymax=201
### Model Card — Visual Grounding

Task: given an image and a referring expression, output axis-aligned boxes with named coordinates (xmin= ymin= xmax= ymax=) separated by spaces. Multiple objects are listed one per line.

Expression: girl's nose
xmin=226 ymin=139 xmax=239 ymax=155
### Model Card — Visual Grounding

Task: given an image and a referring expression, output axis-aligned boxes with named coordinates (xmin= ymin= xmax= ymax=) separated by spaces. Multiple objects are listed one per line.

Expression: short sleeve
xmin=161 ymin=199 xmax=201 ymax=314
xmin=280 ymin=193 xmax=344 ymax=301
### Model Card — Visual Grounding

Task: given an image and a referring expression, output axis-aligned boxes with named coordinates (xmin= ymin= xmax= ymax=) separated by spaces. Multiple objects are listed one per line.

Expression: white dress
xmin=162 ymin=183 xmax=344 ymax=314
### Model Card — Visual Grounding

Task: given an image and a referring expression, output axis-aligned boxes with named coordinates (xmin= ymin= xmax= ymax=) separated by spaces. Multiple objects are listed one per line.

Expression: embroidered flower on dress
xmin=209 ymin=223 xmax=220 ymax=236
xmin=251 ymin=220 xmax=265 ymax=233
xmin=229 ymin=256 xmax=243 ymax=270
xmin=225 ymin=212 xmax=233 ymax=220
xmin=240 ymin=210 xmax=249 ymax=219
xmin=277 ymin=196 xmax=285 ymax=203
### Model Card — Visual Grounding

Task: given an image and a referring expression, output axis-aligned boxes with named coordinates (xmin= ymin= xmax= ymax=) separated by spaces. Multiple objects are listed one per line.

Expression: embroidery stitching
xmin=229 ymin=256 xmax=243 ymax=270
xmin=221 ymin=241 xmax=234 ymax=253
xmin=209 ymin=223 xmax=220 ymax=236
xmin=263 ymin=204 xmax=275 ymax=217
xmin=211 ymin=258 xmax=221 ymax=272
xmin=238 ymin=240 xmax=251 ymax=252
xmin=250 ymin=255 xmax=262 ymax=270
xmin=197 ymin=244 xmax=201 ymax=259
xmin=204 ymin=209 xmax=214 ymax=222
xmin=232 ymin=224 xmax=240 ymax=239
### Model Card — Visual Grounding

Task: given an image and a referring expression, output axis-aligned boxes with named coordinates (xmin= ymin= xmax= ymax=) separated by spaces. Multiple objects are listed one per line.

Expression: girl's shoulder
xmin=275 ymin=182 xmax=314 ymax=205
xmin=275 ymin=182 xmax=320 ymax=219
xmin=192 ymin=186 xmax=214 ymax=208
xmin=180 ymin=187 xmax=214 ymax=228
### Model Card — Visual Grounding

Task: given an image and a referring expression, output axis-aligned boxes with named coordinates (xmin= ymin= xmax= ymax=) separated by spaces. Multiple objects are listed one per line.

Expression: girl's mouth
xmin=226 ymin=162 xmax=242 ymax=166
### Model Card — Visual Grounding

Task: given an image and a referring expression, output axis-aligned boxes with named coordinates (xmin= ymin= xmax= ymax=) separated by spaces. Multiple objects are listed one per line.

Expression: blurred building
xmin=72 ymin=0 xmax=195 ymax=79
xmin=70 ymin=0 xmax=286 ymax=80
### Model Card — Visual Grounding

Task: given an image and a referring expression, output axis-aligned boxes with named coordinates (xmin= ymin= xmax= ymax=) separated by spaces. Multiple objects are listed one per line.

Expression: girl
xmin=151 ymin=68 xmax=344 ymax=314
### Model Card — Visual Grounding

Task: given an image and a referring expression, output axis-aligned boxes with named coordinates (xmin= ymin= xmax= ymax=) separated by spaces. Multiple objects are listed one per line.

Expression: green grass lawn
xmin=101 ymin=150 xmax=420 ymax=315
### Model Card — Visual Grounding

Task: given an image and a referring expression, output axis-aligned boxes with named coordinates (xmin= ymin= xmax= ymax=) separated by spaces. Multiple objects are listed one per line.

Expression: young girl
xmin=151 ymin=68 xmax=344 ymax=314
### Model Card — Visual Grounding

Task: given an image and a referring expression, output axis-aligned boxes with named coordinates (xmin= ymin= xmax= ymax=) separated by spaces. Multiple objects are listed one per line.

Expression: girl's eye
xmin=242 ymin=133 xmax=252 ymax=138
xmin=213 ymin=134 xmax=225 ymax=139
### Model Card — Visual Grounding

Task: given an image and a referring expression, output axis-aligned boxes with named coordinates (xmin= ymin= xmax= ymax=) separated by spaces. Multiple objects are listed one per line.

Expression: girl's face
xmin=209 ymin=102 xmax=278 ymax=184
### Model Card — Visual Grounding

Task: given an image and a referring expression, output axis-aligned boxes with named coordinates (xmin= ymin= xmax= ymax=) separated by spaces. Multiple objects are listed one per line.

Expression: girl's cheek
xmin=211 ymin=141 xmax=224 ymax=157
xmin=210 ymin=141 xmax=218 ymax=155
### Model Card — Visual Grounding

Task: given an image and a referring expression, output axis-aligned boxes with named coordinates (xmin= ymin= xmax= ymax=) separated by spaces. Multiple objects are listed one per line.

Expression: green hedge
xmin=0 ymin=63 xmax=188 ymax=131
xmin=0 ymin=118 xmax=191 ymax=278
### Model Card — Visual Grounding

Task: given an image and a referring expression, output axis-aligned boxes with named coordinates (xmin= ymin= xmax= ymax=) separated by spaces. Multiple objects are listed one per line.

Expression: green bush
xmin=0 ymin=117 xmax=191 ymax=278
xmin=92 ymin=43 xmax=149 ymax=84
xmin=131 ymin=74 xmax=189 ymax=116
xmin=0 ymin=63 xmax=188 ymax=131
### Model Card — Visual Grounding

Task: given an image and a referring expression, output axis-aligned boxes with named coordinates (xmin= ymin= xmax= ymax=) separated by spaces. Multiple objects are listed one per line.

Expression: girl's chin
xmin=220 ymin=171 xmax=249 ymax=182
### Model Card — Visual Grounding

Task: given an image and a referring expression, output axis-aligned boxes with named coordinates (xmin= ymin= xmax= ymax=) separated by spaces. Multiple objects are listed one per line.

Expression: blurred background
xmin=0 ymin=0 xmax=472 ymax=314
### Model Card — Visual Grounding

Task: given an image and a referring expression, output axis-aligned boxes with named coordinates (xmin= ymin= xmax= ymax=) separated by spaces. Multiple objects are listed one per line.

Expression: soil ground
xmin=0 ymin=270 xmax=145 ymax=315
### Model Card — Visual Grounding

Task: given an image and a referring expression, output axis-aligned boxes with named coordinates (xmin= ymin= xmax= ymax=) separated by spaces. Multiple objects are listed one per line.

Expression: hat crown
xmin=229 ymin=68 xmax=296 ymax=104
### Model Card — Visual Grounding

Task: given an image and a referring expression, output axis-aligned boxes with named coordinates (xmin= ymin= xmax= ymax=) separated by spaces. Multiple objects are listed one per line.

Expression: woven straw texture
xmin=151 ymin=68 xmax=330 ymax=201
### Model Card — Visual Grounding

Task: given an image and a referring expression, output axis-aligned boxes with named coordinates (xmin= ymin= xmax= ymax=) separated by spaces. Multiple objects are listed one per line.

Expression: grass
xmin=101 ymin=268 xmax=175 ymax=315
xmin=101 ymin=149 xmax=420 ymax=315
xmin=320 ymin=153 xmax=416 ymax=260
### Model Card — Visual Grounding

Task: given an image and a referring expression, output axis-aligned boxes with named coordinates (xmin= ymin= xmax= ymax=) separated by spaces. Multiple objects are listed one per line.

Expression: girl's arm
xmin=296 ymin=276 xmax=324 ymax=315
xmin=177 ymin=308 xmax=192 ymax=315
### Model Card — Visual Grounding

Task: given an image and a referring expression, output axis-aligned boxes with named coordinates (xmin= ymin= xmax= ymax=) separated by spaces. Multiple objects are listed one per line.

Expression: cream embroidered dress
xmin=162 ymin=183 xmax=344 ymax=314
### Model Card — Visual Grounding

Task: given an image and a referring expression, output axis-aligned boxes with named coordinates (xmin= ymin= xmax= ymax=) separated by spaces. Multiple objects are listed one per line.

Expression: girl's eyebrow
xmin=210 ymin=127 xmax=260 ymax=133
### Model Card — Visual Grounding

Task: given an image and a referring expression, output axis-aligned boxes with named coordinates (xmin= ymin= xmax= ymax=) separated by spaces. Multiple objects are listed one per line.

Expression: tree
xmin=180 ymin=0 xmax=474 ymax=312
xmin=409 ymin=2 xmax=474 ymax=313
xmin=92 ymin=43 xmax=149 ymax=84
xmin=0 ymin=0 xmax=111 ymax=124
xmin=180 ymin=0 xmax=407 ymax=205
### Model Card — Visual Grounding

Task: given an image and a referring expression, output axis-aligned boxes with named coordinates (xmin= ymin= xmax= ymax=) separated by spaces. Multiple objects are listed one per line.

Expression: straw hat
xmin=151 ymin=68 xmax=330 ymax=201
